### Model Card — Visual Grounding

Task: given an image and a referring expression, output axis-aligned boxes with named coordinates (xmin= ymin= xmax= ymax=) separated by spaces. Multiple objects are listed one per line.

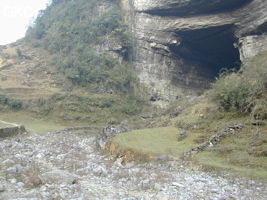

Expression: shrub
xmin=7 ymin=99 xmax=23 ymax=110
xmin=50 ymin=93 xmax=66 ymax=101
xmin=252 ymin=99 xmax=267 ymax=120
xmin=208 ymin=51 xmax=267 ymax=113
xmin=36 ymin=98 xmax=47 ymax=106
xmin=98 ymin=98 xmax=115 ymax=108
xmin=0 ymin=95 xmax=7 ymax=104
xmin=0 ymin=94 xmax=23 ymax=110
xmin=16 ymin=48 xmax=22 ymax=58
xmin=120 ymin=95 xmax=142 ymax=115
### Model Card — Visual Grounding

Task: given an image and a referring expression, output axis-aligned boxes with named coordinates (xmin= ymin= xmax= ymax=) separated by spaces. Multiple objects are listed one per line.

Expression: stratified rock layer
xmin=121 ymin=0 xmax=267 ymax=101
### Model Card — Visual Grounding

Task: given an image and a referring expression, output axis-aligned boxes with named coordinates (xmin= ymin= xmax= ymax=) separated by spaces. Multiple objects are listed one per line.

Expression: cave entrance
xmin=171 ymin=25 xmax=241 ymax=83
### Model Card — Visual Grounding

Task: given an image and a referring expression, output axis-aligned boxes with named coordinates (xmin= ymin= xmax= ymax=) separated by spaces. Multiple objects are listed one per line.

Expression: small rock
xmin=155 ymin=194 xmax=169 ymax=200
xmin=0 ymin=184 xmax=5 ymax=192
xmin=251 ymin=121 xmax=264 ymax=126
xmin=139 ymin=179 xmax=150 ymax=190
xmin=40 ymin=170 xmax=78 ymax=185
xmin=210 ymin=189 xmax=220 ymax=194
xmin=177 ymin=129 xmax=189 ymax=141
xmin=10 ymin=198 xmax=40 ymax=200
xmin=114 ymin=158 xmax=124 ymax=168
xmin=10 ymin=178 xmax=17 ymax=184
xmin=170 ymin=106 xmax=182 ymax=117
xmin=2 ymin=159 xmax=15 ymax=166
xmin=155 ymin=155 xmax=169 ymax=162
xmin=40 ymin=185 xmax=47 ymax=191
xmin=35 ymin=153 xmax=44 ymax=159
xmin=17 ymin=182 xmax=25 ymax=187
xmin=92 ymin=166 xmax=108 ymax=177
xmin=172 ymin=182 xmax=184 ymax=187
xmin=154 ymin=183 xmax=161 ymax=191
xmin=6 ymin=164 xmax=24 ymax=175
xmin=196 ymin=178 xmax=208 ymax=183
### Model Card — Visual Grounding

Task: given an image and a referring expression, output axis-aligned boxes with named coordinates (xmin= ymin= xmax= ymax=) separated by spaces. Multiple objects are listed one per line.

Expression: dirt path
xmin=0 ymin=120 xmax=19 ymax=127
xmin=0 ymin=129 xmax=266 ymax=200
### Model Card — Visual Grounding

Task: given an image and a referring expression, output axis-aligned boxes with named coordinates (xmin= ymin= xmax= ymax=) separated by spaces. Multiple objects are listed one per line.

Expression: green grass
xmin=174 ymin=101 xmax=267 ymax=179
xmin=0 ymin=112 xmax=66 ymax=134
xmin=196 ymin=151 xmax=267 ymax=179
xmin=112 ymin=126 xmax=199 ymax=157
xmin=195 ymin=125 xmax=267 ymax=179
xmin=0 ymin=122 xmax=12 ymax=128
xmin=111 ymin=100 xmax=249 ymax=159
xmin=32 ymin=93 xmax=142 ymax=125
xmin=112 ymin=95 xmax=267 ymax=179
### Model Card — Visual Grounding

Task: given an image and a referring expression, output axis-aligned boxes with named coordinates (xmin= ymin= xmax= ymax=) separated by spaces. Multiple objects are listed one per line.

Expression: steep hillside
xmin=0 ymin=0 xmax=143 ymax=125
xmin=26 ymin=0 xmax=134 ymax=93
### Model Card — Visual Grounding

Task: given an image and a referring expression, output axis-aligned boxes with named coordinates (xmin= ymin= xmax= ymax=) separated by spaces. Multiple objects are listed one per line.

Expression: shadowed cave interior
xmin=170 ymin=25 xmax=241 ymax=86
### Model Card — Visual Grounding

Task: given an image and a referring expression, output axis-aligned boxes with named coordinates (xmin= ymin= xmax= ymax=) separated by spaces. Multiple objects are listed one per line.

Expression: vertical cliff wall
xmin=121 ymin=0 xmax=267 ymax=101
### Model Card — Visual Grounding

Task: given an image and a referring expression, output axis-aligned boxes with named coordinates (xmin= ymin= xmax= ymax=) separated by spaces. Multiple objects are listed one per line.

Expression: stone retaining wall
xmin=53 ymin=126 xmax=103 ymax=134
xmin=0 ymin=126 xmax=26 ymax=138
xmin=181 ymin=124 xmax=245 ymax=159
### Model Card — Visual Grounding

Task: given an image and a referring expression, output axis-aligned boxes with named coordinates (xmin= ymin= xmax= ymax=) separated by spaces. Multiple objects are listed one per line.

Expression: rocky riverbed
xmin=0 ymin=129 xmax=266 ymax=200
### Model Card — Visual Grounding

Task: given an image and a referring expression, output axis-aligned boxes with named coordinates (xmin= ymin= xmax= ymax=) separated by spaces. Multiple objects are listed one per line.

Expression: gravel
xmin=0 ymin=130 xmax=266 ymax=200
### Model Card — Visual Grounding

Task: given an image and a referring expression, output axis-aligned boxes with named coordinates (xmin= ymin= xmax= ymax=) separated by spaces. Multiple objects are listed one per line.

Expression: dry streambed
xmin=0 ymin=129 xmax=266 ymax=200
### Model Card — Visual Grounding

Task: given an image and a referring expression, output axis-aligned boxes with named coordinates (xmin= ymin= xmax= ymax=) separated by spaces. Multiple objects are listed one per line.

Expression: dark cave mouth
xmin=170 ymin=25 xmax=241 ymax=83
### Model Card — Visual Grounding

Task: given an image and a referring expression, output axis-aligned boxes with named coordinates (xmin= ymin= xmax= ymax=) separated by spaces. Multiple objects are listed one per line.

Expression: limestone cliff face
xmin=121 ymin=0 xmax=267 ymax=101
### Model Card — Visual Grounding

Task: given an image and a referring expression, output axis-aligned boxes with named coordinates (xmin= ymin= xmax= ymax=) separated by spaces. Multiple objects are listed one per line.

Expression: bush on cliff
xmin=208 ymin=51 xmax=267 ymax=114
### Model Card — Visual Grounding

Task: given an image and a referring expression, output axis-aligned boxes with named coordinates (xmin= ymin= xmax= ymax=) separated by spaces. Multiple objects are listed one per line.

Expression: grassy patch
xmin=0 ymin=122 xmax=12 ymax=128
xmin=111 ymin=93 xmax=267 ymax=179
xmin=0 ymin=112 xmax=66 ymax=134
xmin=196 ymin=151 xmax=267 ymax=179
xmin=112 ymin=126 xmax=199 ymax=157
xmin=171 ymin=98 xmax=267 ymax=179
xmin=111 ymin=100 xmax=249 ymax=160
xmin=31 ymin=93 xmax=142 ymax=125
xmin=194 ymin=125 xmax=267 ymax=179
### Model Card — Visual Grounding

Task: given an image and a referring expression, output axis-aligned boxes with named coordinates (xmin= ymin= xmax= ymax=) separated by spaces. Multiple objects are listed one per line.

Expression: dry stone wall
xmin=0 ymin=126 xmax=26 ymax=138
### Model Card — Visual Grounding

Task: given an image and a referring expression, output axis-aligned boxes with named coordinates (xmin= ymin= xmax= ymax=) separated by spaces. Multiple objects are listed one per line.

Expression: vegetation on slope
xmin=32 ymin=93 xmax=142 ymax=124
xmin=26 ymin=0 xmax=134 ymax=93
xmin=0 ymin=112 xmax=66 ymax=134
xmin=0 ymin=94 xmax=23 ymax=110
xmin=208 ymin=51 xmax=267 ymax=116
xmin=0 ymin=0 xmax=143 ymax=124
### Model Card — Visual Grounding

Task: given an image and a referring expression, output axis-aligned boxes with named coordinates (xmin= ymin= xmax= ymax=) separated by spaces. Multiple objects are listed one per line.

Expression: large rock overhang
xmin=125 ymin=0 xmax=267 ymax=101
xmin=136 ymin=0 xmax=253 ymax=16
